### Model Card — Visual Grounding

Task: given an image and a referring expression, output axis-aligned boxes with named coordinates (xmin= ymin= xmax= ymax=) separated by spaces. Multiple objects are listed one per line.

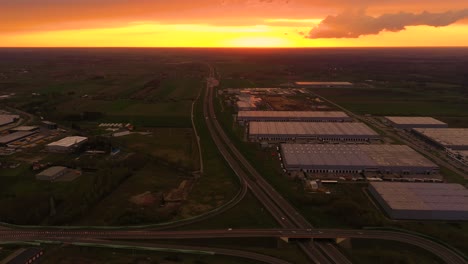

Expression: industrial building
xmin=281 ymin=144 xmax=439 ymax=174
xmin=0 ymin=114 xmax=19 ymax=127
xmin=0 ymin=131 xmax=37 ymax=147
xmin=42 ymin=121 xmax=58 ymax=130
xmin=236 ymin=101 xmax=255 ymax=111
xmin=249 ymin=122 xmax=379 ymax=142
xmin=9 ymin=126 xmax=40 ymax=133
xmin=294 ymin=82 xmax=353 ymax=88
xmin=385 ymin=116 xmax=448 ymax=129
xmin=238 ymin=111 xmax=352 ymax=123
xmin=369 ymin=182 xmax=468 ymax=220
xmin=36 ymin=166 xmax=68 ymax=181
xmin=413 ymin=128 xmax=468 ymax=150
xmin=46 ymin=136 xmax=88 ymax=152
xmin=235 ymin=95 xmax=260 ymax=111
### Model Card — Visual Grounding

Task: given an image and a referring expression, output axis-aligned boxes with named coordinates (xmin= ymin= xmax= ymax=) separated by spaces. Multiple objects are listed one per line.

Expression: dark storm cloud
xmin=307 ymin=9 xmax=468 ymax=38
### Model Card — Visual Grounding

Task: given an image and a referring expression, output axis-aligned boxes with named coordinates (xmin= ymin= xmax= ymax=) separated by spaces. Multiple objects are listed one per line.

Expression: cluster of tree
xmin=0 ymin=193 xmax=49 ymax=225
xmin=79 ymin=136 xmax=113 ymax=152
xmin=63 ymin=111 xmax=104 ymax=122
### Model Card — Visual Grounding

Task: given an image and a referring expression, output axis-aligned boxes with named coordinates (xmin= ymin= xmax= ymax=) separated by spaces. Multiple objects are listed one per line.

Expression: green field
xmin=345 ymin=239 xmax=444 ymax=264
xmin=312 ymin=87 xmax=468 ymax=126
xmin=114 ymin=128 xmax=199 ymax=171
xmin=0 ymin=54 xmax=235 ymax=226
xmin=79 ymin=163 xmax=186 ymax=226
xmin=177 ymin=86 xmax=241 ymax=219
xmin=39 ymin=245 xmax=261 ymax=264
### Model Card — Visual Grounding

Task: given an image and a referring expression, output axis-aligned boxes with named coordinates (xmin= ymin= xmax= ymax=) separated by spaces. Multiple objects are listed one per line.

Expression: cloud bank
xmin=308 ymin=9 xmax=468 ymax=38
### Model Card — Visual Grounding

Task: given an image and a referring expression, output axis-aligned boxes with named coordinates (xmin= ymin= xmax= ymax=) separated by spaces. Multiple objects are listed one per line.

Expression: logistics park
xmin=222 ymin=89 xmax=468 ymax=221
xmin=1 ymin=49 xmax=468 ymax=264
xmin=212 ymin=59 xmax=468 ymax=262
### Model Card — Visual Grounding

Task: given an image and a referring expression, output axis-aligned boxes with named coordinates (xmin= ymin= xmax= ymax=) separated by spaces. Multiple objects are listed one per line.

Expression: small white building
xmin=46 ymin=136 xmax=88 ymax=152
xmin=36 ymin=166 xmax=68 ymax=181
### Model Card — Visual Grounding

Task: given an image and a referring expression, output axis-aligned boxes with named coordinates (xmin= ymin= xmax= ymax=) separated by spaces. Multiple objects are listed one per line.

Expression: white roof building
xmin=238 ymin=111 xmax=352 ymax=122
xmin=369 ymin=182 xmax=468 ymax=220
xmin=413 ymin=128 xmax=468 ymax=150
xmin=385 ymin=116 xmax=448 ymax=129
xmin=281 ymin=144 xmax=438 ymax=174
xmin=249 ymin=122 xmax=379 ymax=142
xmin=47 ymin=136 xmax=88 ymax=152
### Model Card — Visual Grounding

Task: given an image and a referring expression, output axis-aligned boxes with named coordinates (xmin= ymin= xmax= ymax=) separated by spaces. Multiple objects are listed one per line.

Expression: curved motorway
xmin=0 ymin=64 xmax=466 ymax=264
xmin=201 ymin=64 xmax=466 ymax=264
xmin=0 ymin=228 xmax=466 ymax=264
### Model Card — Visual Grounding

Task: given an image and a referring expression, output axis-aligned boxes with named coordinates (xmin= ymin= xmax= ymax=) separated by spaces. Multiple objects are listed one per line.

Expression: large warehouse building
xmin=0 ymin=131 xmax=37 ymax=147
xmin=281 ymin=144 xmax=439 ymax=174
xmin=294 ymin=82 xmax=354 ymax=88
xmin=369 ymin=182 xmax=468 ymax=220
xmin=413 ymin=128 xmax=468 ymax=150
xmin=46 ymin=136 xmax=88 ymax=152
xmin=238 ymin=111 xmax=352 ymax=123
xmin=384 ymin=116 xmax=448 ymax=129
xmin=249 ymin=122 xmax=379 ymax=142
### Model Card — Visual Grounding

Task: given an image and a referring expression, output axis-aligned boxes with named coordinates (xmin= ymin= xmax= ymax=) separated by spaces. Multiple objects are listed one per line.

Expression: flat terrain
xmin=211 ymin=48 xmax=468 ymax=258
xmin=0 ymin=49 xmax=247 ymax=227
xmin=1 ymin=48 xmax=468 ymax=263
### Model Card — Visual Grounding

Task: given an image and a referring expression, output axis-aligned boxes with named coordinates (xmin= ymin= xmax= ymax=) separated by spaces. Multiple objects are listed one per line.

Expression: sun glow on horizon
xmin=1 ymin=21 xmax=468 ymax=48
xmin=225 ymin=36 xmax=291 ymax=47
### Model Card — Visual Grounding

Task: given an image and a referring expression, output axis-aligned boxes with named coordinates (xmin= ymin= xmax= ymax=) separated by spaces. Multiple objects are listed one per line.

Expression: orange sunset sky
xmin=1 ymin=0 xmax=468 ymax=47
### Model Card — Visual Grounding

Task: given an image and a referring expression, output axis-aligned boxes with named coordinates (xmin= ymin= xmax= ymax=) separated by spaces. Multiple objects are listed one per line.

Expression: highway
xmin=1 ymin=64 xmax=466 ymax=264
xmin=26 ymin=239 xmax=293 ymax=264
xmin=0 ymin=228 xmax=466 ymax=264
xmin=201 ymin=64 xmax=466 ymax=264
xmin=202 ymin=64 xmax=351 ymax=264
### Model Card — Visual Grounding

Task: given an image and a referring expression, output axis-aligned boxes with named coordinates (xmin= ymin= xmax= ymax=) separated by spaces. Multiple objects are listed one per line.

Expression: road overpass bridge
xmin=0 ymin=228 xmax=466 ymax=264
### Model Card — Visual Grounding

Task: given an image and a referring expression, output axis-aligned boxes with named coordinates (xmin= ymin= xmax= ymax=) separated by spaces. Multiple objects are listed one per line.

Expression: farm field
xmin=1 ymin=48 xmax=467 ymax=264
xmin=0 ymin=49 xmax=227 ymax=226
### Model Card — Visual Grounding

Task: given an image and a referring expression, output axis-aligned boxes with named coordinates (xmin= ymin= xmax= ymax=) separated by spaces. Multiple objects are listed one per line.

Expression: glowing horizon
xmin=1 ymin=1 xmax=468 ymax=47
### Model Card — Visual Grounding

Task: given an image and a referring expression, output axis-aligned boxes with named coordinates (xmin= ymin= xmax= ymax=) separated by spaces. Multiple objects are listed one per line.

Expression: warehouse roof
xmin=370 ymin=182 xmax=468 ymax=211
xmin=10 ymin=126 xmax=39 ymax=131
xmin=413 ymin=128 xmax=468 ymax=147
xmin=360 ymin=145 xmax=437 ymax=168
xmin=385 ymin=116 xmax=446 ymax=125
xmin=0 ymin=131 xmax=37 ymax=144
xmin=37 ymin=166 xmax=67 ymax=177
xmin=239 ymin=111 xmax=350 ymax=119
xmin=281 ymin=144 xmax=437 ymax=169
xmin=47 ymin=136 xmax=88 ymax=147
xmin=0 ymin=114 xmax=19 ymax=126
xmin=295 ymin=82 xmax=353 ymax=86
xmin=281 ymin=144 xmax=376 ymax=168
xmin=250 ymin=122 xmax=378 ymax=137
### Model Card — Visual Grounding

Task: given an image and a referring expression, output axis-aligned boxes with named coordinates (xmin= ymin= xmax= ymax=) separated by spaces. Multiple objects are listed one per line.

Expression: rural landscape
xmin=0 ymin=48 xmax=467 ymax=263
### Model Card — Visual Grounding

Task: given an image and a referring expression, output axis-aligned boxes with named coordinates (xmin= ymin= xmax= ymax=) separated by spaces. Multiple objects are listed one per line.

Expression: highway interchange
xmin=0 ymin=64 xmax=466 ymax=264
